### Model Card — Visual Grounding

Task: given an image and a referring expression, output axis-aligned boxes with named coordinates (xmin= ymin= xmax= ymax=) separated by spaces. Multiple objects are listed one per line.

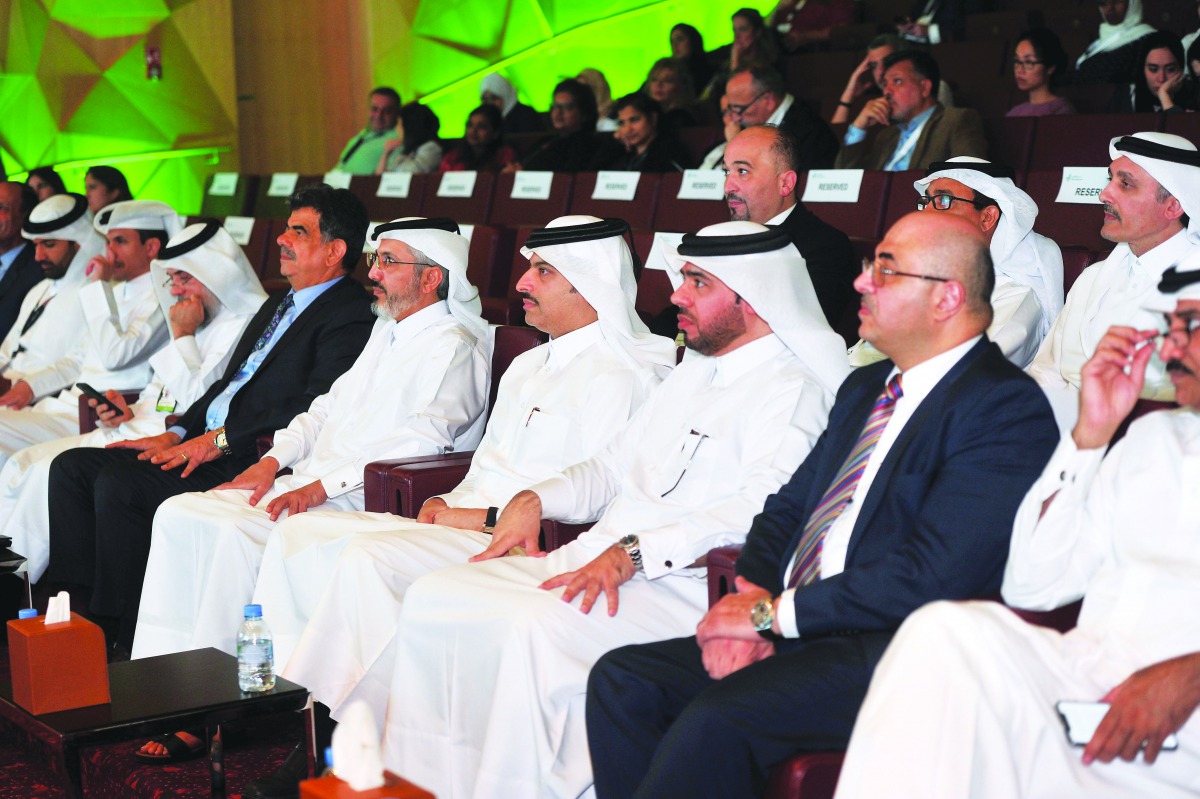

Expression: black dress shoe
xmin=242 ymin=742 xmax=308 ymax=799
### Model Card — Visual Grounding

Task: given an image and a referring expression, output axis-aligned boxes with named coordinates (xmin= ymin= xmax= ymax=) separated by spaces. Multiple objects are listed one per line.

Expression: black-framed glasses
xmin=861 ymin=257 xmax=950 ymax=286
xmin=366 ymin=252 xmax=426 ymax=271
xmin=1159 ymin=312 xmax=1200 ymax=347
xmin=1012 ymin=59 xmax=1044 ymax=71
xmin=162 ymin=272 xmax=193 ymax=289
xmin=727 ymin=90 xmax=767 ymax=117
xmin=916 ymin=193 xmax=983 ymax=212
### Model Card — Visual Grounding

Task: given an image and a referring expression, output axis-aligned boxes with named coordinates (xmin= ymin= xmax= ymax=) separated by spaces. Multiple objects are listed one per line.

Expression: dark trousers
xmin=586 ymin=631 xmax=894 ymax=799
xmin=44 ymin=447 xmax=251 ymax=649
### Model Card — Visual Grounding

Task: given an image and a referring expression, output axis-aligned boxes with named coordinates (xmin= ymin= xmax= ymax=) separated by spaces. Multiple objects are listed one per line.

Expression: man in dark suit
xmin=726 ymin=65 xmax=838 ymax=171
xmin=43 ymin=184 xmax=376 ymax=656
xmin=835 ymin=49 xmax=985 ymax=172
xmin=724 ymin=124 xmax=856 ymax=329
xmin=0 ymin=182 xmax=48 ymax=342
xmin=585 ymin=211 xmax=1060 ymax=798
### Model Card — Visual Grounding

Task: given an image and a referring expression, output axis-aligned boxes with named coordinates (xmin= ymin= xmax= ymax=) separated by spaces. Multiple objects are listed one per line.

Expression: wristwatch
xmin=212 ymin=426 xmax=232 ymax=457
xmin=751 ymin=597 xmax=782 ymax=641
xmin=617 ymin=534 xmax=643 ymax=572
xmin=481 ymin=506 xmax=499 ymax=535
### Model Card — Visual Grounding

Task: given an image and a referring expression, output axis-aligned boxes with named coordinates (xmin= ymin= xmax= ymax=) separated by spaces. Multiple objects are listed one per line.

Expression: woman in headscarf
xmin=480 ymin=73 xmax=544 ymax=134
xmin=1071 ymin=0 xmax=1157 ymax=85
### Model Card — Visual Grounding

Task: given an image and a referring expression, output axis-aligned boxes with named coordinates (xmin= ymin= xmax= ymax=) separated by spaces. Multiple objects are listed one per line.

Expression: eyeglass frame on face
xmin=1159 ymin=311 xmax=1200 ymax=347
xmin=916 ymin=193 xmax=985 ymax=212
xmin=1012 ymin=58 xmax=1044 ymax=71
xmin=161 ymin=271 xmax=194 ymax=289
xmin=727 ymin=90 xmax=767 ymax=118
xmin=366 ymin=252 xmax=427 ymax=271
xmin=861 ymin=256 xmax=950 ymax=286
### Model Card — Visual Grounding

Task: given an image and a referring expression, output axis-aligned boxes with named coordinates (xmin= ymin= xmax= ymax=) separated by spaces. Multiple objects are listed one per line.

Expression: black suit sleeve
xmin=0 ymin=245 xmax=45 ymax=342
xmin=781 ymin=102 xmax=839 ymax=171
xmin=788 ymin=358 xmax=1058 ymax=636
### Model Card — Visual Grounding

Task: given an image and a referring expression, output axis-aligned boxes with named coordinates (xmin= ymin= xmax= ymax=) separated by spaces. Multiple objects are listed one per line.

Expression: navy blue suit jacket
xmin=736 ymin=337 xmax=1058 ymax=638
xmin=0 ymin=243 xmax=44 ymax=342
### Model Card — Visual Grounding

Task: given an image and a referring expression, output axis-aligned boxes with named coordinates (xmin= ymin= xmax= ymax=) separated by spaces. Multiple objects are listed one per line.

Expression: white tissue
xmin=331 ymin=700 xmax=385 ymax=790
xmin=45 ymin=591 xmax=70 ymax=624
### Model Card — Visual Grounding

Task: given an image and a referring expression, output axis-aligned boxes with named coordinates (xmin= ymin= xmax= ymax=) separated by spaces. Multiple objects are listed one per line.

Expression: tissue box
xmin=300 ymin=773 xmax=434 ymax=799
xmin=7 ymin=612 xmax=110 ymax=715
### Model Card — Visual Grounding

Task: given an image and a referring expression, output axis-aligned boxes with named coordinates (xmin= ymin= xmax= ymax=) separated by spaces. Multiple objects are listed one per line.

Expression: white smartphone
xmin=1056 ymin=700 xmax=1178 ymax=750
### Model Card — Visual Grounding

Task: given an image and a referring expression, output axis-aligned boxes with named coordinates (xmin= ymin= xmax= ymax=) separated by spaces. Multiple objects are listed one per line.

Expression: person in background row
xmin=705 ymin=8 xmax=780 ymax=99
xmin=377 ymin=102 xmax=442 ymax=175
xmin=604 ymin=94 xmax=691 ymax=173
xmin=897 ymin=0 xmax=983 ymax=45
xmin=1109 ymin=31 xmax=1195 ymax=113
xmin=698 ymin=95 xmax=739 ymax=171
xmin=726 ymin=65 xmax=838 ymax=171
xmin=769 ymin=0 xmax=854 ymax=53
xmin=1008 ymin=28 xmax=1077 ymax=117
xmin=480 ymin=72 xmax=544 ymax=135
xmin=84 ymin=166 xmax=132 ymax=215
xmin=334 ymin=87 xmax=402 ymax=175
xmin=438 ymin=105 xmax=517 ymax=173
xmin=1184 ymin=0 xmax=1200 ymax=64
xmin=1071 ymin=0 xmax=1158 ymax=86
xmin=831 ymin=33 xmax=954 ymax=126
xmin=644 ymin=57 xmax=697 ymax=130
xmin=25 ymin=167 xmax=66 ymax=202
xmin=577 ymin=68 xmax=617 ymax=132
xmin=670 ymin=24 xmax=713 ymax=100
xmin=506 ymin=79 xmax=601 ymax=173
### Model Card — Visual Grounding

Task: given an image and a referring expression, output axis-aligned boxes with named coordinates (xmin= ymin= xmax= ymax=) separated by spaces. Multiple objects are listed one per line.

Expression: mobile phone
xmin=1056 ymin=700 xmax=1178 ymax=750
xmin=75 ymin=382 xmax=110 ymax=406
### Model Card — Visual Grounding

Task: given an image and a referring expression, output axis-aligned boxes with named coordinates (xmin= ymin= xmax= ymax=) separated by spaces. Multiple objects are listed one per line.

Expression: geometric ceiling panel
xmin=47 ymin=0 xmax=172 ymax=39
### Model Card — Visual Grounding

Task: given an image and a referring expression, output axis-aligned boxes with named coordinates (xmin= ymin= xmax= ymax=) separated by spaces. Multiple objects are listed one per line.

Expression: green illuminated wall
xmin=367 ymin=0 xmax=774 ymax=137
xmin=0 ymin=0 xmax=237 ymax=213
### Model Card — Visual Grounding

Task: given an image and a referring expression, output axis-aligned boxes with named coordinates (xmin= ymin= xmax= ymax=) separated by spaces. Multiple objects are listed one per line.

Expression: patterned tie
xmin=787 ymin=374 xmax=904 ymax=588
xmin=252 ymin=293 xmax=294 ymax=353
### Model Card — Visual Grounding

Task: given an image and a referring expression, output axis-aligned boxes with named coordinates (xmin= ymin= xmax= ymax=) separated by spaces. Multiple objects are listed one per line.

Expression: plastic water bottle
xmin=237 ymin=604 xmax=275 ymax=692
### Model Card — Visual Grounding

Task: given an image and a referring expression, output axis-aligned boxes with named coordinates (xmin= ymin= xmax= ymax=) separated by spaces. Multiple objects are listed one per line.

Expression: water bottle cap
xmin=243 ymin=604 xmax=263 ymax=618
xmin=17 ymin=608 xmax=38 ymax=619
xmin=324 ymin=746 xmax=333 ymax=768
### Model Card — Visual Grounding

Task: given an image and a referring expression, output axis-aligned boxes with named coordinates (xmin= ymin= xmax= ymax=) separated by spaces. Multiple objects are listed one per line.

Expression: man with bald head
xmin=723 ymin=124 xmax=856 ymax=326
xmin=586 ymin=211 xmax=1060 ymax=799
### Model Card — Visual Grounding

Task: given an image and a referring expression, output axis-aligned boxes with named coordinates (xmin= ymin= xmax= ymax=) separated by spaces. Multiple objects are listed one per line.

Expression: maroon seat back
xmin=490 ymin=325 xmax=548 ymax=411
xmin=653 ymin=173 xmax=731 ymax=232
xmin=569 ymin=173 xmax=662 ymax=230
xmin=488 ymin=172 xmax=575 ymax=228
xmin=349 ymin=174 xmax=429 ymax=222
xmin=805 ymin=171 xmax=891 ymax=240
xmin=423 ymin=172 xmax=496 ymax=225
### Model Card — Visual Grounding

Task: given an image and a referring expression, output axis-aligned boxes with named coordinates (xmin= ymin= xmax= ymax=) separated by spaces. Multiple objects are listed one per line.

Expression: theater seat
xmin=704 ymin=543 xmax=1083 ymax=798
xmin=805 ymin=171 xmax=890 ymax=240
xmin=1059 ymin=245 xmax=1095 ymax=294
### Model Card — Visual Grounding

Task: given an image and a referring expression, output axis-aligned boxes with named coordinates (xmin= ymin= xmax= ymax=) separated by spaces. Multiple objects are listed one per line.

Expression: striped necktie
xmin=787 ymin=374 xmax=903 ymax=588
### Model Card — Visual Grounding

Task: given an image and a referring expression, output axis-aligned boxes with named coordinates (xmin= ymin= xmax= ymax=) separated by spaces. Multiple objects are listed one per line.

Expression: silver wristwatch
xmin=617 ymin=534 xmax=643 ymax=572
xmin=751 ymin=597 xmax=782 ymax=641
xmin=213 ymin=426 xmax=232 ymax=457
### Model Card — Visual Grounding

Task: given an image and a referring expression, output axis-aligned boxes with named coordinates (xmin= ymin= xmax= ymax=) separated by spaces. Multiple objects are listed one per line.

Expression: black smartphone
xmin=75 ymin=382 xmax=110 ymax=406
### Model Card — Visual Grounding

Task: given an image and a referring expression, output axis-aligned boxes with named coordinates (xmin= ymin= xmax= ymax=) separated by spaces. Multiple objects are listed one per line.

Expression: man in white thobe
xmin=247 ymin=216 xmax=677 ymax=734
xmin=131 ymin=217 xmax=491 ymax=663
xmin=381 ymin=221 xmax=851 ymax=799
xmin=849 ymin=157 xmax=1064 ymax=369
xmin=1028 ymin=131 xmax=1200 ymax=428
xmin=0 ymin=193 xmax=102 ymax=407
xmin=0 ymin=220 xmax=266 ymax=582
xmin=0 ymin=199 xmax=179 ymax=467
xmin=834 ymin=257 xmax=1200 ymax=799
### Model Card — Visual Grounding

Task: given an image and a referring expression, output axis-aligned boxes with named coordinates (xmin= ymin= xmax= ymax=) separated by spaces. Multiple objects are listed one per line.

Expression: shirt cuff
xmin=1044 ymin=434 xmax=1106 ymax=492
xmin=264 ymin=441 xmax=302 ymax=471
xmin=777 ymin=587 xmax=799 ymax=638
xmin=319 ymin=464 xmax=363 ymax=499
xmin=171 ymin=334 xmax=203 ymax=371
xmin=167 ymin=424 xmax=188 ymax=439
xmin=527 ymin=473 xmax=576 ymax=521
xmin=844 ymin=125 xmax=867 ymax=146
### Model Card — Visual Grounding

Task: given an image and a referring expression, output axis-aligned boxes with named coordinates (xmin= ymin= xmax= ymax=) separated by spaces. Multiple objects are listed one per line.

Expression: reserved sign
xmin=511 ymin=171 xmax=553 ymax=200
xmin=267 ymin=172 xmax=299 ymax=197
xmin=677 ymin=169 xmax=725 ymax=200
xmin=323 ymin=171 xmax=353 ymax=190
xmin=377 ymin=172 xmax=412 ymax=198
xmin=438 ymin=171 xmax=478 ymax=198
xmin=208 ymin=173 xmax=238 ymax=196
xmin=592 ymin=171 xmax=640 ymax=201
xmin=801 ymin=169 xmax=864 ymax=203
xmin=1055 ymin=167 xmax=1109 ymax=204
xmin=222 ymin=216 xmax=254 ymax=246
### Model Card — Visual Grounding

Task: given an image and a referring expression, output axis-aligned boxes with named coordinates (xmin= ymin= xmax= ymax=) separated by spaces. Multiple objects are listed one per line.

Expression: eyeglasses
xmin=1012 ymin=59 xmax=1044 ymax=71
xmin=162 ymin=272 xmax=193 ymax=289
xmin=861 ymin=257 xmax=950 ymax=286
xmin=1159 ymin=312 xmax=1200 ymax=347
xmin=726 ymin=90 xmax=767 ymax=118
xmin=916 ymin=193 xmax=983 ymax=212
xmin=366 ymin=252 xmax=426 ymax=271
